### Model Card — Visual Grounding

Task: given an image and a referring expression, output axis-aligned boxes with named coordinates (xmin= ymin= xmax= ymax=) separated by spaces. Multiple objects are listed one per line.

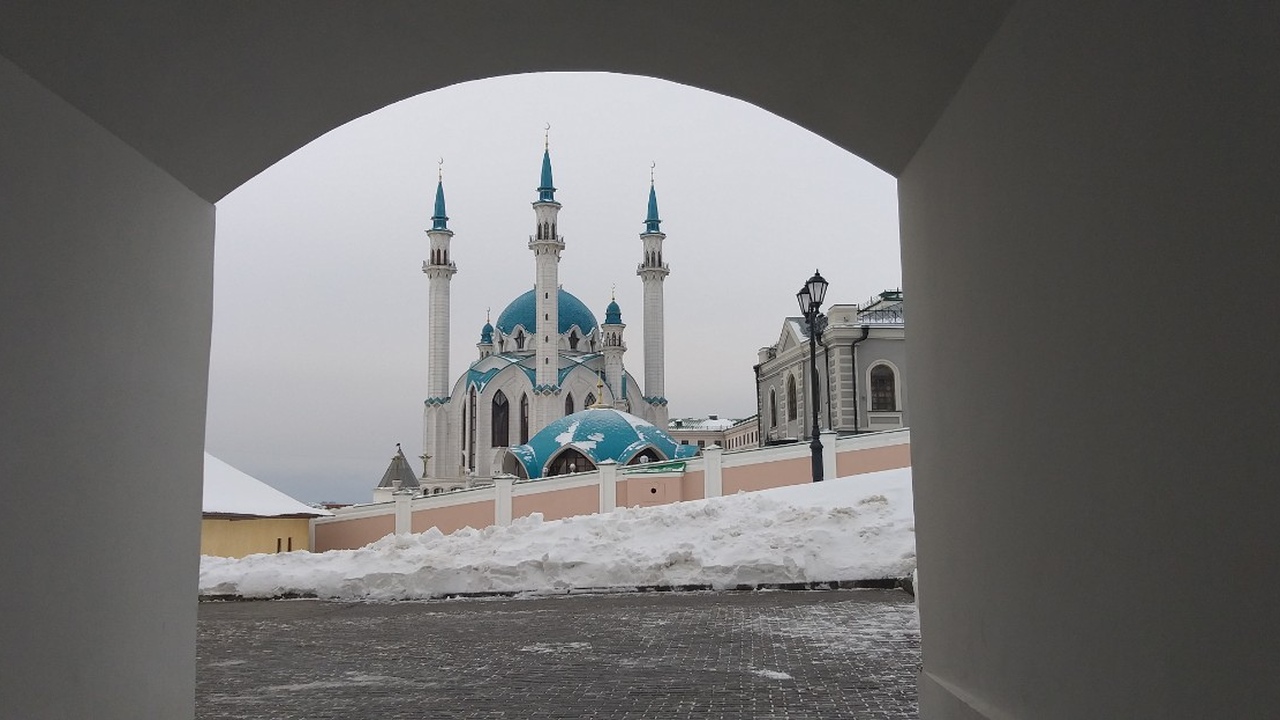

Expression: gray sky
xmin=205 ymin=72 xmax=900 ymax=504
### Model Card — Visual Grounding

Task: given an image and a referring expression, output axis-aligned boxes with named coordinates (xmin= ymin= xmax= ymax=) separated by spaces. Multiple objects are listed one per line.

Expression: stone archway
xmin=4 ymin=5 xmax=1278 ymax=719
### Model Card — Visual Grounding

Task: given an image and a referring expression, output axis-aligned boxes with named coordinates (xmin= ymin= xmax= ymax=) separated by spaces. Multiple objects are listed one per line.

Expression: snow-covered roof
xmin=670 ymin=416 xmax=738 ymax=431
xmin=203 ymin=453 xmax=330 ymax=518
xmin=507 ymin=408 xmax=699 ymax=479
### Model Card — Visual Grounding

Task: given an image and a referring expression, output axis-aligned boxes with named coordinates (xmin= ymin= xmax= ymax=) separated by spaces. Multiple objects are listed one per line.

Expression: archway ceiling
xmin=0 ymin=1 xmax=1010 ymax=202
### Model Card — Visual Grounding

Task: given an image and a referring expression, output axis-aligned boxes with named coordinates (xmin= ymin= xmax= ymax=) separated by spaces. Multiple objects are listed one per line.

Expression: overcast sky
xmin=205 ymin=72 xmax=900 ymax=503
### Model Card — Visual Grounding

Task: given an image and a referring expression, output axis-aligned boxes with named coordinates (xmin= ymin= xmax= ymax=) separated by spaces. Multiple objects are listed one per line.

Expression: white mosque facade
xmin=416 ymin=147 xmax=683 ymax=494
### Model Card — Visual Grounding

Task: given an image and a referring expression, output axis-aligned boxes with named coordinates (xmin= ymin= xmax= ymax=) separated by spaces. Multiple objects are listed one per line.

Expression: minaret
xmin=601 ymin=293 xmax=626 ymax=409
xmin=422 ymin=167 xmax=456 ymax=479
xmin=636 ymin=174 xmax=670 ymax=426
xmin=477 ymin=310 xmax=495 ymax=360
xmin=529 ymin=133 xmax=565 ymax=428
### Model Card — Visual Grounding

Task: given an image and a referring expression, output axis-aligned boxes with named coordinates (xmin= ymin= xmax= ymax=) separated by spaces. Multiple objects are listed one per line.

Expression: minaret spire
xmin=645 ymin=169 xmax=662 ymax=234
xmin=431 ymin=159 xmax=449 ymax=231
xmin=530 ymin=133 xmax=566 ymax=429
xmin=423 ymin=164 xmax=458 ymax=482
xmin=538 ymin=124 xmax=556 ymax=203
xmin=637 ymin=171 xmax=670 ymax=427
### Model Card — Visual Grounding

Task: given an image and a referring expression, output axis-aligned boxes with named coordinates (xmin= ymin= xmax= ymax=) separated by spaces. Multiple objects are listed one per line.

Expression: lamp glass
xmin=806 ymin=271 xmax=829 ymax=307
xmin=796 ymin=286 xmax=812 ymax=314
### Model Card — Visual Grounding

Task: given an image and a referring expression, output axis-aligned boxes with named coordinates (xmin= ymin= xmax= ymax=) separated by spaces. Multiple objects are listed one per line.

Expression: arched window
xmin=548 ymin=448 xmax=593 ymax=477
xmin=515 ymin=330 xmax=525 ymax=350
xmin=871 ymin=364 xmax=897 ymax=411
xmin=519 ymin=393 xmax=530 ymax=444
xmin=584 ymin=392 xmax=596 ymax=408
xmin=769 ymin=389 xmax=777 ymax=428
xmin=433 ymin=487 xmax=442 ymax=495
xmin=564 ymin=393 xmax=574 ymax=416
xmin=491 ymin=391 xmax=509 ymax=447
xmin=467 ymin=386 xmax=477 ymax=469
xmin=568 ymin=330 xmax=579 ymax=351
xmin=626 ymin=447 xmax=665 ymax=465
xmin=786 ymin=375 xmax=798 ymax=421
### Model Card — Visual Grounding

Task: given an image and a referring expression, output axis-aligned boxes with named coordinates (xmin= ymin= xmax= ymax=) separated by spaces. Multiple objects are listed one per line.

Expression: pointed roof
xmin=202 ymin=453 xmax=330 ymax=518
xmin=431 ymin=180 xmax=449 ymax=231
xmin=377 ymin=446 xmax=421 ymax=489
xmin=537 ymin=148 xmax=557 ymax=203
xmin=480 ymin=320 xmax=494 ymax=344
xmin=644 ymin=182 xmax=662 ymax=234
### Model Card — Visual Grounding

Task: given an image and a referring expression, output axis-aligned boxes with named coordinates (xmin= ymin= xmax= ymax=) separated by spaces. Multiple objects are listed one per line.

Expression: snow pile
xmin=203 ymin=453 xmax=331 ymax=517
xmin=200 ymin=467 xmax=914 ymax=600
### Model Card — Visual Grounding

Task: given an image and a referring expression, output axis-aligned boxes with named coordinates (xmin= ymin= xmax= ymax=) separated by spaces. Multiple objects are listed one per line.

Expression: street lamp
xmin=796 ymin=269 xmax=829 ymax=482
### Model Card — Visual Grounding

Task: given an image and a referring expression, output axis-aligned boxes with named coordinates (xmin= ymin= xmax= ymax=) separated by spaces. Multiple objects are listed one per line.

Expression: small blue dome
xmin=479 ymin=321 xmax=494 ymax=344
xmin=495 ymin=288 xmax=598 ymax=337
xmin=604 ymin=299 xmax=622 ymax=325
xmin=507 ymin=408 xmax=699 ymax=479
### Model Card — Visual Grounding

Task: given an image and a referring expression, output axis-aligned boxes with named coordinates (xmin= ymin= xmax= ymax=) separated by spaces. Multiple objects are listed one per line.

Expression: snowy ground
xmin=199 ymin=467 xmax=915 ymax=601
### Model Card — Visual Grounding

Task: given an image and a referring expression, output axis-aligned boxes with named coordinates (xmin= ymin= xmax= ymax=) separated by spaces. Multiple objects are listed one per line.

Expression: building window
xmin=548 ymin=448 xmax=593 ymax=477
xmin=515 ymin=330 xmax=525 ymax=350
xmin=492 ymin=391 xmax=510 ymax=447
xmin=569 ymin=330 xmax=579 ymax=350
xmin=468 ymin=386 xmax=477 ymax=469
xmin=871 ymin=364 xmax=897 ymax=411
xmin=564 ymin=393 xmax=574 ymax=416
xmin=786 ymin=375 xmax=798 ymax=421
xmin=769 ymin=389 xmax=777 ymax=427
xmin=584 ymin=392 xmax=595 ymax=408
xmin=520 ymin=393 xmax=529 ymax=444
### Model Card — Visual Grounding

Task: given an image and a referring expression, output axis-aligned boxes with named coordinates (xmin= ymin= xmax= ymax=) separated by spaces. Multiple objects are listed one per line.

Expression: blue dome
xmin=507 ymin=408 xmax=699 ymax=479
xmin=604 ymin=299 xmax=622 ymax=325
xmin=479 ymin=321 xmax=494 ymax=344
xmin=495 ymin=288 xmax=598 ymax=337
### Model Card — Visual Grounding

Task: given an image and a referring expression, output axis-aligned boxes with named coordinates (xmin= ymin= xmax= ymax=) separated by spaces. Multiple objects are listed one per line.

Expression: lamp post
xmin=796 ymin=270 xmax=829 ymax=482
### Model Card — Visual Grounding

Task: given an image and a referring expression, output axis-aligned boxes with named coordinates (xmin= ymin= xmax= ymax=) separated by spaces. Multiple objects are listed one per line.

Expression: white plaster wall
xmin=0 ymin=56 xmax=210 ymax=718
xmin=425 ymin=229 xmax=454 ymax=399
xmin=640 ymin=270 xmax=666 ymax=399
xmin=902 ymin=3 xmax=1280 ymax=717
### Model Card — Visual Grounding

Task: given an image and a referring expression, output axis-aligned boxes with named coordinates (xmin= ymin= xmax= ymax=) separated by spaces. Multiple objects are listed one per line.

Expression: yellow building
xmin=201 ymin=453 xmax=330 ymax=558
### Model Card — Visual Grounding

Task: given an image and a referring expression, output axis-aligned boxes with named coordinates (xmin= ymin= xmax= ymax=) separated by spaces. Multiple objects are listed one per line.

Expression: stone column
xmin=821 ymin=430 xmax=838 ymax=481
xmin=703 ymin=444 xmax=723 ymax=499
xmin=393 ymin=485 xmax=412 ymax=535
xmin=493 ymin=474 xmax=514 ymax=527
xmin=598 ymin=460 xmax=618 ymax=513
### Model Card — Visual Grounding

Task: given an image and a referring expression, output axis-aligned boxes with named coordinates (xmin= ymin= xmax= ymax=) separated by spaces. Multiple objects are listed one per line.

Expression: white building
xmin=416 ymin=145 xmax=673 ymax=495
xmin=756 ymin=290 xmax=907 ymax=444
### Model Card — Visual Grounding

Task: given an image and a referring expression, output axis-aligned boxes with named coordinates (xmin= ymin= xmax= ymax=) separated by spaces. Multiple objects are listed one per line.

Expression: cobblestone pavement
xmin=197 ymin=589 xmax=920 ymax=719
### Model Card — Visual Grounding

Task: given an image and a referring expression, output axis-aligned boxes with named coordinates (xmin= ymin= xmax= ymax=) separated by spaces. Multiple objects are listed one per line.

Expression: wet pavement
xmin=197 ymin=589 xmax=920 ymax=719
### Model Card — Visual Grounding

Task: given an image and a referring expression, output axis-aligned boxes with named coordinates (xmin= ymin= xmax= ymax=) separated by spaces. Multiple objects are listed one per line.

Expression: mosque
xmin=409 ymin=143 xmax=699 ymax=495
